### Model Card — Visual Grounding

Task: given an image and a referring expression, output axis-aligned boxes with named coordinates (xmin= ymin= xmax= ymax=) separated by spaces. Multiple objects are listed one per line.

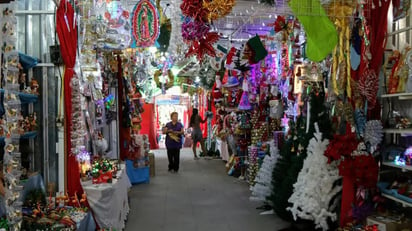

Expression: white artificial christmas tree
xmin=287 ymin=124 xmax=342 ymax=231
xmin=250 ymin=140 xmax=280 ymax=203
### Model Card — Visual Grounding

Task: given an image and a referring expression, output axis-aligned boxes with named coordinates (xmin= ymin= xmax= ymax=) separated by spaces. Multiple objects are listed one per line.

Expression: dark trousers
xmin=167 ymin=148 xmax=180 ymax=171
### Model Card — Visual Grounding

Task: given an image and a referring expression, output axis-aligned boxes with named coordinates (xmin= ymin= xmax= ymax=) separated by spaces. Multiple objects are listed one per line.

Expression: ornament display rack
xmin=381 ymin=193 xmax=412 ymax=208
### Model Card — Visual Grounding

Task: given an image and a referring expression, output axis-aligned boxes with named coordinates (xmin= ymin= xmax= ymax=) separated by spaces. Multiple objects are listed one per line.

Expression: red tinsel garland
xmin=180 ymin=0 xmax=209 ymax=22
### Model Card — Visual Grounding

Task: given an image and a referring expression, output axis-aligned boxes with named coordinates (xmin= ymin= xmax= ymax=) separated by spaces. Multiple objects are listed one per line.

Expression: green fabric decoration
xmin=247 ymin=35 xmax=268 ymax=64
xmin=288 ymin=0 xmax=338 ymax=62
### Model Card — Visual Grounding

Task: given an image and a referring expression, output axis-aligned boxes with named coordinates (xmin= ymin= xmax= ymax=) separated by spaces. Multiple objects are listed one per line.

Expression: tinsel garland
xmin=287 ymin=127 xmax=342 ymax=231
xmin=203 ymin=0 xmax=236 ymax=22
xmin=180 ymin=0 xmax=209 ymax=22
xmin=168 ymin=0 xmax=187 ymax=58
xmin=181 ymin=20 xmax=210 ymax=40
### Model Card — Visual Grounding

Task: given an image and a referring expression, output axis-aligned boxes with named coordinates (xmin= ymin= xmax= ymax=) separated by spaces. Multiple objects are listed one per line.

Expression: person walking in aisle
xmin=189 ymin=108 xmax=206 ymax=160
xmin=163 ymin=112 xmax=184 ymax=173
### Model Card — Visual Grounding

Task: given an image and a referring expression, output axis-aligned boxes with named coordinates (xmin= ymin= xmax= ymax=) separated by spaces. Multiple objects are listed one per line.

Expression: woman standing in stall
xmin=189 ymin=108 xmax=207 ymax=159
xmin=163 ymin=112 xmax=184 ymax=173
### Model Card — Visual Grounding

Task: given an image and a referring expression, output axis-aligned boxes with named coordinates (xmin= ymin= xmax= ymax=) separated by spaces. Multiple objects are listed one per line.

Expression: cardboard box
xmin=367 ymin=215 xmax=412 ymax=231
xmin=149 ymin=152 xmax=155 ymax=177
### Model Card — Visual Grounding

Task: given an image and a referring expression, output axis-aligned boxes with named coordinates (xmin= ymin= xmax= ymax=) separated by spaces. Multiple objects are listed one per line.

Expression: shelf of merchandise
xmin=383 ymin=128 xmax=412 ymax=134
xmin=382 ymin=193 xmax=412 ymax=207
xmin=381 ymin=92 xmax=412 ymax=100
xmin=382 ymin=161 xmax=412 ymax=171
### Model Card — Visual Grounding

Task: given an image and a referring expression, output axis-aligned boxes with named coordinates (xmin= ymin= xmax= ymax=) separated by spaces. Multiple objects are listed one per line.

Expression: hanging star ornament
xmin=185 ymin=32 xmax=220 ymax=63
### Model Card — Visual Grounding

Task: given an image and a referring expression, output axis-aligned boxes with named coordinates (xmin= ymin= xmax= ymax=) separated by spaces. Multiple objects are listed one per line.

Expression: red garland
xmin=324 ymin=132 xmax=358 ymax=163
xmin=180 ymin=0 xmax=209 ymax=22
xmin=185 ymin=32 xmax=220 ymax=62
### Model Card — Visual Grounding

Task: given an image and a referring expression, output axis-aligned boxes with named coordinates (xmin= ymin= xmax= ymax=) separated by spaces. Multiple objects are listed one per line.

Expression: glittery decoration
xmin=202 ymin=0 xmax=236 ymax=22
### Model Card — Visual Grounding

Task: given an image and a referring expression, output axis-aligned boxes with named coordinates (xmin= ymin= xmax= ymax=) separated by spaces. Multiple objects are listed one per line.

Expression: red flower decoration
xmin=338 ymin=155 xmax=378 ymax=188
xmin=324 ymin=132 xmax=358 ymax=163
xmin=185 ymin=32 xmax=220 ymax=63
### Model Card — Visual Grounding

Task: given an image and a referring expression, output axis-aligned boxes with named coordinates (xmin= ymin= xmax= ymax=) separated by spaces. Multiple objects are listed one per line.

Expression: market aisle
xmin=125 ymin=148 xmax=289 ymax=231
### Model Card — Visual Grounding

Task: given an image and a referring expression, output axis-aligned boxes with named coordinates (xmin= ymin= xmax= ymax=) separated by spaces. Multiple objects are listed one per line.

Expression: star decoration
xmin=185 ymin=32 xmax=220 ymax=63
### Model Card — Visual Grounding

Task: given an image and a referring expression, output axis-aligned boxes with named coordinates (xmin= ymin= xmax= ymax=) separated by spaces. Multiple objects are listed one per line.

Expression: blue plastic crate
xmin=125 ymin=160 xmax=150 ymax=184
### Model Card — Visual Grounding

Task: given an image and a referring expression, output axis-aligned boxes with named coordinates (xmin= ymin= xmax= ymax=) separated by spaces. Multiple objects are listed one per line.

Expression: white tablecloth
xmin=82 ymin=165 xmax=131 ymax=230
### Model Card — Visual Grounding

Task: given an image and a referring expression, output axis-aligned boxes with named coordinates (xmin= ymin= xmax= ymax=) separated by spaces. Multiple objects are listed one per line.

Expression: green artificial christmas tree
xmin=269 ymin=116 xmax=308 ymax=221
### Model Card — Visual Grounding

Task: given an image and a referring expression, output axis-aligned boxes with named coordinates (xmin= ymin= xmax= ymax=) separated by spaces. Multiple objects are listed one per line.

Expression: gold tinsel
xmin=328 ymin=2 xmax=355 ymax=97
xmin=203 ymin=0 xmax=236 ymax=22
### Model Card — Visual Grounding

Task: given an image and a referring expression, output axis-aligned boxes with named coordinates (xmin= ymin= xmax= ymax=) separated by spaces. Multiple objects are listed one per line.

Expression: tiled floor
xmin=125 ymin=148 xmax=289 ymax=231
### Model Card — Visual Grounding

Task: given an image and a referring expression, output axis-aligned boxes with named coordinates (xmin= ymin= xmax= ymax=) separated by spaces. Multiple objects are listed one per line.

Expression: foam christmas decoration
xmin=203 ymin=0 xmax=236 ymax=22
xmin=288 ymin=0 xmax=338 ymax=62
xmin=287 ymin=125 xmax=342 ymax=231
xmin=246 ymin=35 xmax=268 ymax=64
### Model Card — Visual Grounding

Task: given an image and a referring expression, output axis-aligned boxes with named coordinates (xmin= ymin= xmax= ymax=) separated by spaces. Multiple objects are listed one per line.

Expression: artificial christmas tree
xmin=250 ymin=140 xmax=280 ymax=203
xmin=287 ymin=124 xmax=342 ymax=231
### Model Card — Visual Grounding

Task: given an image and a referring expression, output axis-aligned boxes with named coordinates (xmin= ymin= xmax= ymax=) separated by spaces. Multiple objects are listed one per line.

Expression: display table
xmin=81 ymin=165 xmax=131 ymax=230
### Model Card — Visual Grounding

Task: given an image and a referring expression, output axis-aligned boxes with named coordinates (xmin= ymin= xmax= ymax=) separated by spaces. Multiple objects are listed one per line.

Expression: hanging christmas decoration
xmin=131 ymin=0 xmax=160 ymax=48
xmin=156 ymin=0 xmax=172 ymax=52
xmin=202 ymin=0 xmax=236 ymax=22
xmin=357 ymin=68 xmax=379 ymax=109
xmin=287 ymin=126 xmax=342 ymax=231
xmin=180 ymin=0 xmax=209 ymax=22
xmin=181 ymin=20 xmax=210 ymax=40
xmin=363 ymin=120 xmax=383 ymax=152
xmin=168 ymin=0 xmax=186 ymax=58
xmin=185 ymin=32 xmax=220 ymax=62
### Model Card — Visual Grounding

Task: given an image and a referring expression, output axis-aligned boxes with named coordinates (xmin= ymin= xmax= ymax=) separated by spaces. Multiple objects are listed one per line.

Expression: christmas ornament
xmin=131 ymin=0 xmax=160 ymax=48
